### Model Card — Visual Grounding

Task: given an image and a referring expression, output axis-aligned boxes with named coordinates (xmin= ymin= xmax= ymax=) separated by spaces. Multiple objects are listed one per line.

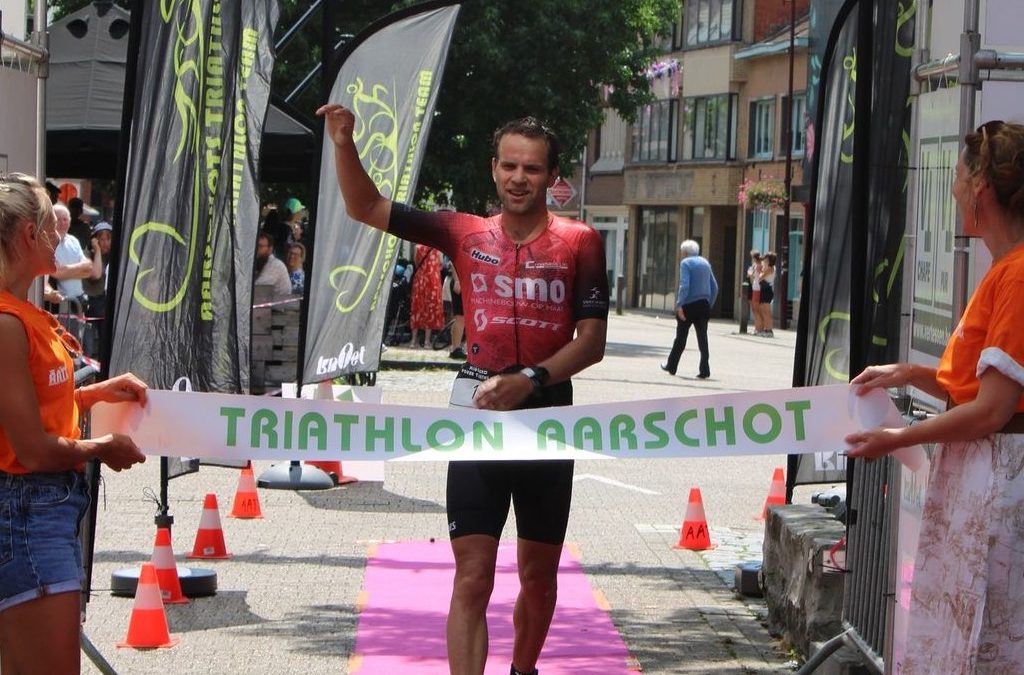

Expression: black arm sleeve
xmin=388 ymin=203 xmax=458 ymax=256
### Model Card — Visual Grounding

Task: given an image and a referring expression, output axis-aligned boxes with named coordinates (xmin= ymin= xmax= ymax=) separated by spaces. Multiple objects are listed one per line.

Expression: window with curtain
xmin=782 ymin=92 xmax=808 ymax=157
xmin=790 ymin=93 xmax=807 ymax=156
xmin=682 ymin=93 xmax=737 ymax=160
xmin=632 ymin=99 xmax=678 ymax=163
xmin=750 ymin=98 xmax=775 ymax=159
xmin=684 ymin=0 xmax=741 ymax=48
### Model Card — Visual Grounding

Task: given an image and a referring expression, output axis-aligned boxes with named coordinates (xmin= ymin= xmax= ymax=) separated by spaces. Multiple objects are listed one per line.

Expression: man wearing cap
xmin=283 ymin=197 xmax=308 ymax=247
xmin=66 ymin=197 xmax=98 ymax=252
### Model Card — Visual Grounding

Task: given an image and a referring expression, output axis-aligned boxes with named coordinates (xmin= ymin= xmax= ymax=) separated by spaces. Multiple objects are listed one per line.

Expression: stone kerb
xmin=761 ymin=503 xmax=846 ymax=655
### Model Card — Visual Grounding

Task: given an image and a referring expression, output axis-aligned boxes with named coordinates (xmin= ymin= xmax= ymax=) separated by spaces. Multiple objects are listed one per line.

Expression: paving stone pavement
xmin=79 ymin=312 xmax=815 ymax=674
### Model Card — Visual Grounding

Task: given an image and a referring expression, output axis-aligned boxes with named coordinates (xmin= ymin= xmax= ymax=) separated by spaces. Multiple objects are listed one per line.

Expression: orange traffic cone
xmin=188 ymin=493 xmax=231 ymax=559
xmin=759 ymin=467 xmax=787 ymax=520
xmin=150 ymin=528 xmax=188 ymax=604
xmin=674 ymin=487 xmax=713 ymax=551
xmin=229 ymin=464 xmax=264 ymax=518
xmin=117 ymin=562 xmax=179 ymax=649
xmin=305 ymin=460 xmax=357 ymax=485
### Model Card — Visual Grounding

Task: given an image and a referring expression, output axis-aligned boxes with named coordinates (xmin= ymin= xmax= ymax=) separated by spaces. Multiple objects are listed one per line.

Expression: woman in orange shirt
xmin=846 ymin=122 xmax=1024 ymax=673
xmin=0 ymin=174 xmax=148 ymax=673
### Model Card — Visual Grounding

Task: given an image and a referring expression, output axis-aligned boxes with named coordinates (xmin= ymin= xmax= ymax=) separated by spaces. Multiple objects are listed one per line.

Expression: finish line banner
xmin=91 ymin=385 xmax=923 ymax=467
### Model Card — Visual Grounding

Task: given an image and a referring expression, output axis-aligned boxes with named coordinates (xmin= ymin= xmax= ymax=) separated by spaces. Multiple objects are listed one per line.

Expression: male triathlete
xmin=317 ymin=103 xmax=609 ymax=675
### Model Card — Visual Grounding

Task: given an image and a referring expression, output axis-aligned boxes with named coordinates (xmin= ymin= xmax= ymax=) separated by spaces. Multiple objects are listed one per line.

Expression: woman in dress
xmin=0 ymin=173 xmax=148 ymax=673
xmin=408 ymin=244 xmax=444 ymax=348
xmin=846 ymin=121 xmax=1024 ymax=673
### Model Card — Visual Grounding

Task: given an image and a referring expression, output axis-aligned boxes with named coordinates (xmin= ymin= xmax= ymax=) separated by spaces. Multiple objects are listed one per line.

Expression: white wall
xmin=0 ymin=68 xmax=38 ymax=173
xmin=0 ymin=0 xmax=29 ymax=41
xmin=983 ymin=0 xmax=1024 ymax=49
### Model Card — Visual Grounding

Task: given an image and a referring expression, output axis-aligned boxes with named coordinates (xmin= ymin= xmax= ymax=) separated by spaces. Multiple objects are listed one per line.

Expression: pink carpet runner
xmin=350 ymin=540 xmax=632 ymax=674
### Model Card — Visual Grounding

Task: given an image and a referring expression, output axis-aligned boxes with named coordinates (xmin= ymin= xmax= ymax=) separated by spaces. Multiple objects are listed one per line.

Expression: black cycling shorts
xmin=447 ymin=378 xmax=573 ymax=544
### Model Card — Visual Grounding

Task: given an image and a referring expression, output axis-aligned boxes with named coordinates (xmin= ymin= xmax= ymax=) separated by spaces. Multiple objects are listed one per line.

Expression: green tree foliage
xmin=399 ymin=0 xmax=681 ymax=212
xmin=53 ymin=0 xmax=680 ymax=213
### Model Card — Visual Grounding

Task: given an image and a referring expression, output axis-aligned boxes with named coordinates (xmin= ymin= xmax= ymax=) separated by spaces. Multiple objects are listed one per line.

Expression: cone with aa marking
xmin=229 ymin=463 xmax=264 ymax=518
xmin=188 ymin=493 xmax=231 ymax=559
xmin=150 ymin=527 xmax=188 ymax=604
xmin=758 ymin=467 xmax=787 ymax=520
xmin=305 ymin=460 xmax=357 ymax=485
xmin=117 ymin=563 xmax=179 ymax=649
xmin=674 ymin=487 xmax=713 ymax=551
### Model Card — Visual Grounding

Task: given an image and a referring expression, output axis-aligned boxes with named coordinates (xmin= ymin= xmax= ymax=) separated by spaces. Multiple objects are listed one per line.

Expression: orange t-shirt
xmin=936 ymin=244 xmax=1024 ymax=409
xmin=0 ymin=291 xmax=80 ymax=474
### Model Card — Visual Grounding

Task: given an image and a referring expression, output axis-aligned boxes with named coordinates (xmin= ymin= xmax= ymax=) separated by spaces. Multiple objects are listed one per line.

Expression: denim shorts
xmin=0 ymin=470 xmax=89 ymax=612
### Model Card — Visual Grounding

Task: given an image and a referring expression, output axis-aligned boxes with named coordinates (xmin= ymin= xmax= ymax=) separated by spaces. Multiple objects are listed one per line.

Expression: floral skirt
xmin=902 ymin=434 xmax=1024 ymax=674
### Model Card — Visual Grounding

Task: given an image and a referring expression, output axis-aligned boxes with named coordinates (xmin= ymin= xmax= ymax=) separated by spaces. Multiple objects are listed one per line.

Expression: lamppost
xmin=780 ymin=0 xmax=798 ymax=331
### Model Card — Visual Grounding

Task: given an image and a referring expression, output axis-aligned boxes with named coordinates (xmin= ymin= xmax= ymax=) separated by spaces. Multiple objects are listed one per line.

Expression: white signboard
xmin=908 ymin=88 xmax=960 ymax=409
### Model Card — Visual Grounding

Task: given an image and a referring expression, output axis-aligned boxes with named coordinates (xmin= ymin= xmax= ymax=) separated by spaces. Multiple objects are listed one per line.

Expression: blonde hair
xmin=0 ymin=173 xmax=51 ymax=283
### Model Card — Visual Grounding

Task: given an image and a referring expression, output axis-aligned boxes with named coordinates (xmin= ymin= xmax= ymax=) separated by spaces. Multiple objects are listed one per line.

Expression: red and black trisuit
xmin=389 ymin=204 xmax=609 ymax=543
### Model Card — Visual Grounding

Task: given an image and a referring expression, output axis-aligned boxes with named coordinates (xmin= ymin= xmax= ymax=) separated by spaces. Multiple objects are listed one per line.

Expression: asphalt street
xmin=80 ymin=311 xmax=814 ymax=674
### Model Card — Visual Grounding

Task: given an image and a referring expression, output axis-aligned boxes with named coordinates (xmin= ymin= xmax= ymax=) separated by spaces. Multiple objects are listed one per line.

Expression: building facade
xmin=567 ymin=0 xmax=809 ymax=322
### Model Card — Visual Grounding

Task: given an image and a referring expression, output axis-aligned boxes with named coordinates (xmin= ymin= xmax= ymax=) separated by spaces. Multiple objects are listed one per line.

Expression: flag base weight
xmin=257 ymin=461 xmax=334 ymax=490
xmin=110 ymin=566 xmax=217 ymax=598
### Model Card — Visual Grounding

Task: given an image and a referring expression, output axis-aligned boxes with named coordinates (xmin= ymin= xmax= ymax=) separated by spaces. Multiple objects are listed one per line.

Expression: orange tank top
xmin=0 ymin=291 xmax=80 ymax=474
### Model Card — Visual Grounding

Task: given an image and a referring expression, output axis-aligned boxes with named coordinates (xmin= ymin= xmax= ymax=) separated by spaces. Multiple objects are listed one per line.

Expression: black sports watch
xmin=519 ymin=366 xmax=550 ymax=394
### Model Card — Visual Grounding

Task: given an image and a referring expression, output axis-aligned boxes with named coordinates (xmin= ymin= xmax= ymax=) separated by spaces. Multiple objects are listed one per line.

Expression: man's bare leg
xmin=510 ymin=538 xmax=562 ymax=673
xmin=447 ymin=534 xmax=499 ymax=675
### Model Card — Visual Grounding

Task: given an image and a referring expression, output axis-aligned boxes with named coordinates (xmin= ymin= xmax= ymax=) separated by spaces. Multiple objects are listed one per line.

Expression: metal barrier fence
xmin=797 ymin=453 xmax=897 ymax=674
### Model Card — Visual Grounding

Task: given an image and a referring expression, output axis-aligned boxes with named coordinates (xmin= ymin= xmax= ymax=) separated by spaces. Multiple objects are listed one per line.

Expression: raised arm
xmin=315 ymin=104 xmax=393 ymax=230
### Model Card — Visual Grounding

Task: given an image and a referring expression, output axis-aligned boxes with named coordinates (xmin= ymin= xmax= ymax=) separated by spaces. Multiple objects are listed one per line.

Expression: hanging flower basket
xmin=737 ymin=178 xmax=788 ymax=211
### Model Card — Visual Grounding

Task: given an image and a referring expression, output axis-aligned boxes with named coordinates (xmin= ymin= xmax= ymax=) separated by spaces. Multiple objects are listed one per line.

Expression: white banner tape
xmin=90 ymin=384 xmax=924 ymax=468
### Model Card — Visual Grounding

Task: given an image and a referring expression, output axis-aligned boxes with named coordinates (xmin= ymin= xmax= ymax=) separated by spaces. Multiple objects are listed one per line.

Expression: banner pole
xmin=788 ymin=0 xmax=859 ymax=501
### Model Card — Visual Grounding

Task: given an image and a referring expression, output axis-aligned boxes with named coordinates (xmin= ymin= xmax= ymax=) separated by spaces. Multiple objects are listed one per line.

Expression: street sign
xmin=548 ymin=177 xmax=576 ymax=207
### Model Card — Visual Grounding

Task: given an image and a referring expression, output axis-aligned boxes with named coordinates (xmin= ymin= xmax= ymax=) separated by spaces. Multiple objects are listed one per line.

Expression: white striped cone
xmin=117 ymin=563 xmax=179 ymax=648
xmin=188 ymin=493 xmax=231 ymax=559
xmin=150 ymin=528 xmax=188 ymax=604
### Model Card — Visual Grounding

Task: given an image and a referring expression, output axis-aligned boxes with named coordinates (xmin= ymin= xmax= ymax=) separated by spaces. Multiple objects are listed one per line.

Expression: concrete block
xmin=762 ymin=504 xmax=845 ymax=655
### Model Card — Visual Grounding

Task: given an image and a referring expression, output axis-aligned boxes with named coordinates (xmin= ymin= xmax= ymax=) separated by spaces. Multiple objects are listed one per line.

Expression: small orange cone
xmin=674 ymin=487 xmax=713 ymax=551
xmin=759 ymin=467 xmax=787 ymax=520
xmin=305 ymin=460 xmax=357 ymax=485
xmin=188 ymin=493 xmax=231 ymax=559
xmin=117 ymin=563 xmax=179 ymax=649
xmin=228 ymin=464 xmax=264 ymax=518
xmin=150 ymin=528 xmax=188 ymax=604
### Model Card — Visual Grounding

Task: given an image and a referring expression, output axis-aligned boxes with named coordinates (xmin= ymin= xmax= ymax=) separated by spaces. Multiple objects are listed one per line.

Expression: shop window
xmin=633 ymin=207 xmax=679 ymax=312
